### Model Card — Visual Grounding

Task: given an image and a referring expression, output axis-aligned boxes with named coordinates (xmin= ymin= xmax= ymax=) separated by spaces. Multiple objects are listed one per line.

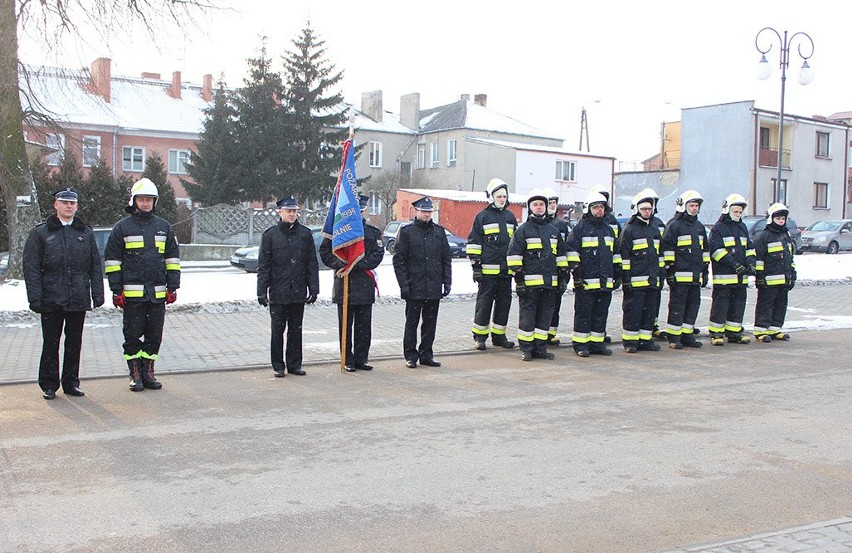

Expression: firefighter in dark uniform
xmin=393 ymin=196 xmax=452 ymax=368
xmin=661 ymin=190 xmax=709 ymax=349
xmin=752 ymin=202 xmax=797 ymax=342
xmin=633 ymin=187 xmax=668 ymax=340
xmin=320 ymin=195 xmax=384 ymax=371
xmin=24 ymin=188 xmax=104 ymax=399
xmin=589 ymin=183 xmax=620 ymax=344
xmin=708 ymin=193 xmax=756 ymax=346
xmin=507 ymin=189 xmax=568 ymax=361
xmin=257 ymin=195 xmax=319 ymax=377
xmin=466 ymin=178 xmax=518 ymax=350
xmin=104 ymin=178 xmax=180 ymax=391
xmin=566 ymin=191 xmax=621 ymax=357
xmin=543 ymin=187 xmax=572 ymax=346
xmin=619 ymin=191 xmax=663 ymax=353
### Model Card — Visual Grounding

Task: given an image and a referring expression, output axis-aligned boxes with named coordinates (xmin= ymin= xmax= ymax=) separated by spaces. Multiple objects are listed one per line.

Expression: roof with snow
xmin=20 ymin=65 xmax=210 ymax=135
xmin=467 ymin=137 xmax=615 ymax=160
xmin=332 ymin=106 xmax=416 ymax=135
xmin=401 ymin=188 xmax=530 ymax=203
xmin=418 ymin=99 xmax=563 ymax=140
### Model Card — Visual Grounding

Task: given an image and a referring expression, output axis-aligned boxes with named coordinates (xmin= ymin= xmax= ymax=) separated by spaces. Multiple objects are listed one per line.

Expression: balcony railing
xmin=758 ymin=147 xmax=791 ymax=169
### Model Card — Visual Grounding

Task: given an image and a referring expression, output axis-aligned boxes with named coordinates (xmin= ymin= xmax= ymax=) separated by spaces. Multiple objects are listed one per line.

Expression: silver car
xmin=800 ymin=219 xmax=852 ymax=254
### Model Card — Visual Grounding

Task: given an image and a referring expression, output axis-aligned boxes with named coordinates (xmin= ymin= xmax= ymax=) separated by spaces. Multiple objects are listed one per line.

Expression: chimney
xmin=360 ymin=90 xmax=383 ymax=122
xmin=474 ymin=94 xmax=487 ymax=107
xmin=169 ymin=71 xmax=182 ymax=99
xmin=202 ymin=74 xmax=213 ymax=102
xmin=141 ymin=72 xmax=161 ymax=80
xmin=460 ymin=94 xmax=470 ymax=102
xmin=400 ymin=93 xmax=420 ymax=131
xmin=89 ymin=57 xmax=112 ymax=103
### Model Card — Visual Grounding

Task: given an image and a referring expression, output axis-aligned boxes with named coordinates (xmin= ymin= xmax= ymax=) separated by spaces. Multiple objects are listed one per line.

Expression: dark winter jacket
xmin=547 ymin=214 xmax=571 ymax=243
xmin=709 ymin=214 xmax=756 ymax=286
xmin=23 ymin=215 xmax=105 ymax=312
xmin=662 ymin=212 xmax=709 ymax=285
xmin=604 ymin=210 xmax=622 ymax=240
xmin=753 ymin=222 xmax=796 ymax=287
xmin=619 ymin=215 xmax=663 ymax=289
xmin=566 ymin=212 xmax=621 ymax=290
xmin=320 ymin=221 xmax=384 ymax=304
xmin=393 ymin=218 xmax=451 ymax=300
xmin=104 ymin=211 xmax=180 ymax=302
xmin=257 ymin=221 xmax=319 ymax=305
xmin=507 ymin=216 xmax=567 ymax=288
xmin=466 ymin=204 xmax=518 ymax=277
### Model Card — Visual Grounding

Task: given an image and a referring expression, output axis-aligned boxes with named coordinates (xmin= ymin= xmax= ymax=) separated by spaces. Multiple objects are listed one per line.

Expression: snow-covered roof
xmin=401 ymin=188 xmax=530 ymax=203
xmin=467 ymin=137 xmax=615 ymax=160
xmin=340 ymin=106 xmax=415 ymax=135
xmin=419 ymin=99 xmax=562 ymax=140
xmin=20 ymin=65 xmax=210 ymax=135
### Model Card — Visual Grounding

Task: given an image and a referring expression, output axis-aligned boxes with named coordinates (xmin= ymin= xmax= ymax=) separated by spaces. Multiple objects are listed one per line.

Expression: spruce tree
xmin=79 ymin=159 xmax=125 ymax=225
xmin=142 ymin=152 xmax=178 ymax=224
xmin=183 ymin=79 xmax=241 ymax=206
xmin=281 ymin=22 xmax=347 ymax=204
xmin=48 ymin=156 xmax=84 ymax=213
xmin=29 ymin=156 xmax=54 ymax=218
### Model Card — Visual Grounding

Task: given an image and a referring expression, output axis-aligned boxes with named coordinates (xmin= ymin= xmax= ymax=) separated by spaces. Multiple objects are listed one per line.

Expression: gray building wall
xmin=465 ymin=140 xmax=517 ymax=193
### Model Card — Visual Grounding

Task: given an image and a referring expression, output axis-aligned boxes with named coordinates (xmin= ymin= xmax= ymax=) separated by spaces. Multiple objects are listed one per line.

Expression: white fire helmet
xmin=526 ymin=188 xmax=549 ymax=219
xmin=721 ymin=193 xmax=747 ymax=214
xmin=631 ymin=190 xmax=656 ymax=216
xmin=543 ymin=187 xmax=559 ymax=214
xmin=485 ymin=178 xmax=509 ymax=199
xmin=675 ymin=190 xmax=703 ymax=213
xmin=589 ymin=184 xmax=611 ymax=203
xmin=766 ymin=202 xmax=789 ymax=222
xmin=583 ymin=192 xmax=609 ymax=215
xmin=128 ymin=178 xmax=159 ymax=207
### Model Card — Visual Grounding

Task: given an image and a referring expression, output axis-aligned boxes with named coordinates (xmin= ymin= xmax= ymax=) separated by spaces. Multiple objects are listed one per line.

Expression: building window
xmin=368 ymin=192 xmax=381 ymax=215
xmin=814 ymin=182 xmax=829 ymax=209
xmin=82 ymin=136 xmax=101 ymax=167
xmin=446 ymin=140 xmax=457 ymax=166
xmin=816 ymin=131 xmax=830 ymax=158
xmin=555 ymin=160 xmax=575 ymax=181
xmin=430 ymin=143 xmax=439 ymax=167
xmin=46 ymin=133 xmax=65 ymax=166
xmin=759 ymin=127 xmax=771 ymax=149
xmin=368 ymin=141 xmax=383 ymax=168
xmin=417 ymin=144 xmax=425 ymax=169
xmin=168 ymin=149 xmax=191 ymax=174
xmin=771 ymin=178 xmax=787 ymax=204
xmin=122 ymin=146 xmax=145 ymax=172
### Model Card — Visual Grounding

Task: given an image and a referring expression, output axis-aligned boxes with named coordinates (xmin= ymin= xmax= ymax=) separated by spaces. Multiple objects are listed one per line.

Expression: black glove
xmin=305 ymin=292 xmax=318 ymax=304
xmin=400 ymin=289 xmax=410 ymax=300
xmin=755 ymin=277 xmax=766 ymax=288
xmin=472 ymin=264 xmax=483 ymax=283
xmin=93 ymin=298 xmax=104 ymax=308
xmin=621 ymin=280 xmax=631 ymax=293
xmin=787 ymin=277 xmax=796 ymax=290
xmin=666 ymin=272 xmax=676 ymax=288
xmin=612 ymin=276 xmax=622 ymax=291
xmin=734 ymin=263 xmax=748 ymax=276
xmin=557 ymin=275 xmax=568 ymax=295
xmin=29 ymin=301 xmax=42 ymax=314
xmin=442 ymin=284 xmax=451 ymax=297
xmin=515 ymin=281 xmax=527 ymax=298
xmin=701 ymin=271 xmax=709 ymax=288
xmin=257 ymin=296 xmax=269 ymax=307
xmin=747 ymin=265 xmax=757 ymax=276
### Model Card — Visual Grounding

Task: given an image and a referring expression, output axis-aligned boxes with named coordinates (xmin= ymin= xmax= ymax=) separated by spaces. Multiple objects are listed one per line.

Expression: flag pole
xmin=340 ymin=112 xmax=357 ymax=374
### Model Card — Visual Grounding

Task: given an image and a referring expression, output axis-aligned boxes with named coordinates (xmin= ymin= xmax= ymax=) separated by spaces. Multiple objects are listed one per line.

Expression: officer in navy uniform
xmin=320 ymin=195 xmax=384 ymax=371
xmin=23 ymin=188 xmax=104 ymax=399
xmin=257 ymin=195 xmax=319 ymax=377
xmin=393 ymin=196 xmax=452 ymax=368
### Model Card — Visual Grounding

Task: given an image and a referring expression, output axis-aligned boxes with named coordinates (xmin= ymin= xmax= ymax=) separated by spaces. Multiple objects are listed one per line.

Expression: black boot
xmin=491 ymin=336 xmax=515 ymax=349
xmin=140 ymin=358 xmax=163 ymax=390
xmin=127 ymin=359 xmax=144 ymax=392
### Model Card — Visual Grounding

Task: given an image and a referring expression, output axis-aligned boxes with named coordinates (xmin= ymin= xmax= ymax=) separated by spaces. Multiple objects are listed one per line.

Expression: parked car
xmin=743 ymin=215 xmax=802 ymax=255
xmin=800 ymin=219 xmax=852 ymax=254
xmin=382 ymin=220 xmax=466 ymax=257
xmin=0 ymin=251 xmax=8 ymax=276
xmin=230 ymin=226 xmax=327 ymax=273
xmin=445 ymin=230 xmax=467 ymax=258
xmin=382 ymin=220 xmax=410 ymax=255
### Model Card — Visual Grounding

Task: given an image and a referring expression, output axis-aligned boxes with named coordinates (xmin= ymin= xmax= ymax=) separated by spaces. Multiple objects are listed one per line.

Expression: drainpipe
xmin=112 ymin=127 xmax=119 ymax=178
xmin=845 ymin=125 xmax=850 ymax=219
xmin=751 ymin=111 xmax=759 ymax=216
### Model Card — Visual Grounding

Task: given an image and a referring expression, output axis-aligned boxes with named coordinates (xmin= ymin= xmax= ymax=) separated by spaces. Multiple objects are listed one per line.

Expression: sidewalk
xmin=1 ymin=282 xmax=851 ymax=384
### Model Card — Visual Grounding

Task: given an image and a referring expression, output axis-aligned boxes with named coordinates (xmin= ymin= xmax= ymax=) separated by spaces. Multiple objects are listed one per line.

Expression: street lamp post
xmin=755 ymin=27 xmax=815 ymax=197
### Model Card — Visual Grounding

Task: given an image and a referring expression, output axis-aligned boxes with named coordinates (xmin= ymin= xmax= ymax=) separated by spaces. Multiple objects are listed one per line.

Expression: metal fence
xmin=191 ymin=204 xmax=328 ymax=246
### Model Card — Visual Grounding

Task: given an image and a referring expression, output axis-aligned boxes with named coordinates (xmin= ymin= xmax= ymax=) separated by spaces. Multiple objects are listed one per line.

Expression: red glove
xmin=112 ymin=293 xmax=125 ymax=309
xmin=166 ymin=290 xmax=177 ymax=304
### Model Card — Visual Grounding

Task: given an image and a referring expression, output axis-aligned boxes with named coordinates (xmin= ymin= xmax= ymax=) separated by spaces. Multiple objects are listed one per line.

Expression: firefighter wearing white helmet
xmin=507 ymin=188 xmax=568 ymax=361
xmin=707 ymin=192 xmax=755 ymax=345
xmin=589 ymin=184 xmax=622 ymax=239
xmin=752 ymin=202 xmax=796 ymax=342
xmin=467 ymin=178 xmax=518 ymax=350
xmin=617 ymin=191 xmax=664 ymax=353
xmin=564 ymin=191 xmax=621 ymax=357
xmin=104 ymin=178 xmax=180 ymax=391
xmin=631 ymin=187 xmax=668 ymax=340
xmin=543 ymin=187 xmax=572 ymax=345
xmin=661 ymin=189 xmax=709 ymax=349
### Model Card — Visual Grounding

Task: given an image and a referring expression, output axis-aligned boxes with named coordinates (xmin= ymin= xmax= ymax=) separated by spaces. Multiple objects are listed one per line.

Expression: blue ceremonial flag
xmin=322 ymin=139 xmax=365 ymax=276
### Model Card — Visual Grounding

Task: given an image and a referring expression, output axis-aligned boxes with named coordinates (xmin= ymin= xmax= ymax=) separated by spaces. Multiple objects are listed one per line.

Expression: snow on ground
xmin=2 ymin=252 xmax=850 ymax=314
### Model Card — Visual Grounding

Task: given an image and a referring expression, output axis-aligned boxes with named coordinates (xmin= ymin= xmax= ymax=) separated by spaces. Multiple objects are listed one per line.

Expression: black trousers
xmin=666 ymin=284 xmax=702 ymax=341
xmin=403 ymin=299 xmax=440 ymax=362
xmin=518 ymin=288 xmax=556 ymax=352
xmin=122 ymin=302 xmax=166 ymax=359
xmin=39 ymin=310 xmax=86 ymax=392
xmin=270 ymin=303 xmax=305 ymax=371
xmin=549 ymin=290 xmax=564 ymax=338
xmin=621 ymin=287 xmax=660 ymax=346
xmin=472 ymin=277 xmax=512 ymax=341
xmin=754 ymin=286 xmax=789 ymax=336
xmin=708 ymin=285 xmax=747 ymax=336
xmin=573 ymin=289 xmax=612 ymax=351
xmin=337 ymin=303 xmax=373 ymax=366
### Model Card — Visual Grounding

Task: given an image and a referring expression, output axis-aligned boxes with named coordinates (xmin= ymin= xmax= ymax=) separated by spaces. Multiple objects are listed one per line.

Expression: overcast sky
xmin=18 ymin=0 xmax=850 ymax=163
